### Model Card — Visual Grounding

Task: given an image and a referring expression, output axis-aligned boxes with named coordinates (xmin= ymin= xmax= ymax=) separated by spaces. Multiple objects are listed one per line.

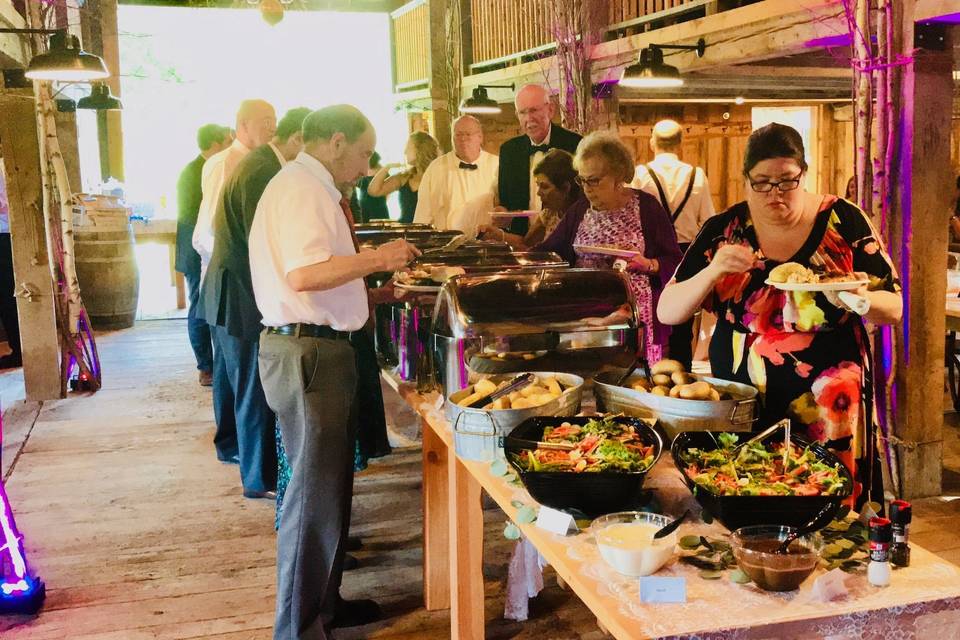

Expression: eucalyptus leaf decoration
xmin=490 ymin=460 xmax=509 ymax=477
xmin=516 ymin=506 xmax=538 ymax=524
xmin=504 ymin=522 xmax=521 ymax=540
xmin=678 ymin=536 xmax=738 ymax=577
xmin=819 ymin=513 xmax=871 ymax=573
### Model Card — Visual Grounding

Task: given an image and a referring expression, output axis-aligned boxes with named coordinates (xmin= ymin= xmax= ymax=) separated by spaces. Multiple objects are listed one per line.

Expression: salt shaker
xmin=868 ymin=517 xmax=892 ymax=587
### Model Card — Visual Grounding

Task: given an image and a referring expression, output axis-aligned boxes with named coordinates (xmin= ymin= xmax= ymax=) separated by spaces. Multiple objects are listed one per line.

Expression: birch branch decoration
xmin=25 ymin=1 xmax=102 ymax=395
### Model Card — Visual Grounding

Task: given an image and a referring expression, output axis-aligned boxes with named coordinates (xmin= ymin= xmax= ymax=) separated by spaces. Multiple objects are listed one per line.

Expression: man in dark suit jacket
xmin=176 ymin=124 xmax=230 ymax=387
xmin=497 ymin=84 xmax=582 ymax=236
xmin=200 ymin=107 xmax=310 ymax=499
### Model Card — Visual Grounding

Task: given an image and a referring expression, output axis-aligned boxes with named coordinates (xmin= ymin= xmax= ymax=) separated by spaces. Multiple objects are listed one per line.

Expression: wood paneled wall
xmin=392 ymin=0 xmax=430 ymax=86
xmin=470 ymin=0 xmax=553 ymax=66
xmin=620 ymin=103 xmax=855 ymax=213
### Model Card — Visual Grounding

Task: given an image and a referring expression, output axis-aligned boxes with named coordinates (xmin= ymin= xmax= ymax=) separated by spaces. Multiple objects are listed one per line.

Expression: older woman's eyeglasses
xmin=575 ymin=174 xmax=604 ymax=188
xmin=749 ymin=174 xmax=802 ymax=193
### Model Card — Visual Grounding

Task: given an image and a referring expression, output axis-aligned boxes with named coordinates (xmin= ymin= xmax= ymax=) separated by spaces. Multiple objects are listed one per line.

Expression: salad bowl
xmin=504 ymin=415 xmax=663 ymax=517
xmin=671 ymin=430 xmax=853 ymax=531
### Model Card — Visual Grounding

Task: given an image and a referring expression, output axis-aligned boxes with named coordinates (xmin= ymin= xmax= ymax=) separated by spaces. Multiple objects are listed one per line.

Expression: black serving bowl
xmin=671 ymin=431 xmax=853 ymax=532
xmin=504 ymin=416 xmax=663 ymax=517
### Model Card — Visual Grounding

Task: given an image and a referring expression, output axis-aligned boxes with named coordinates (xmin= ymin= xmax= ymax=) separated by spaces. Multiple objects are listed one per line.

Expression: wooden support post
xmin=448 ymin=455 xmax=484 ymax=639
xmin=85 ymin=0 xmax=124 ymax=182
xmin=0 ymin=90 xmax=61 ymax=401
xmin=888 ymin=9 xmax=951 ymax=498
xmin=421 ymin=417 xmax=451 ymax=611
xmin=427 ymin=0 xmax=453 ymax=152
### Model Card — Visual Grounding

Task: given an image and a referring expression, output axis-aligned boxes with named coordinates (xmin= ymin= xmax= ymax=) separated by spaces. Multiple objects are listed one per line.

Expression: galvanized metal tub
xmin=445 ymin=372 xmax=584 ymax=462
xmin=593 ymin=369 xmax=757 ymax=441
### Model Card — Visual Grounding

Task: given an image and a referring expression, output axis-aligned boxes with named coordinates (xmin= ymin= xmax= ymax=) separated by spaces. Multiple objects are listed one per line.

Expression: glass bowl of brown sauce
xmin=731 ymin=525 xmax=821 ymax=591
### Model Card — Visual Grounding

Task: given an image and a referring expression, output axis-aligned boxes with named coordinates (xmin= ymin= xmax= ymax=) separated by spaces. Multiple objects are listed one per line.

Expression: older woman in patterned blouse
xmin=538 ymin=132 xmax=682 ymax=363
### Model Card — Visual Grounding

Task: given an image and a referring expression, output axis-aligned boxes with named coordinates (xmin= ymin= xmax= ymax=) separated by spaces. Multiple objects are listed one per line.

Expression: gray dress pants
xmin=258 ymin=331 xmax=358 ymax=640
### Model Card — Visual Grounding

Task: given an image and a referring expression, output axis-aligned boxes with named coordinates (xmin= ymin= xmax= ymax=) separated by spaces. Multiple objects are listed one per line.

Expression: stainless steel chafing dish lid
xmin=432 ymin=268 xmax=638 ymax=339
xmin=356 ymin=228 xmax=462 ymax=248
xmin=415 ymin=251 xmax=567 ymax=271
xmin=355 ymin=221 xmax=433 ymax=231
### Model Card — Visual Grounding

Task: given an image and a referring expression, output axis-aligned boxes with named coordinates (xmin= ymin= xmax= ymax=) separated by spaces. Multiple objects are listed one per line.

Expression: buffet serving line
xmin=361 ymin=222 xmax=960 ymax=639
xmin=384 ymin=374 xmax=960 ymax=640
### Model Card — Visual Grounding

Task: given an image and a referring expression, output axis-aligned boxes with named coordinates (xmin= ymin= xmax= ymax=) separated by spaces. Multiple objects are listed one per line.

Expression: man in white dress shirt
xmin=632 ymin=119 xmax=716 ymax=368
xmin=413 ymin=115 xmax=498 ymax=232
xmin=193 ymin=99 xmax=276 ymax=272
xmin=250 ymin=105 xmax=418 ymax=639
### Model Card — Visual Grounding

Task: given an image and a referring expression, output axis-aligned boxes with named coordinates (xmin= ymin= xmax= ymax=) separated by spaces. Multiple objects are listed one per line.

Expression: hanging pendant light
xmin=24 ymin=31 xmax=109 ymax=82
xmin=619 ymin=38 xmax=706 ymax=89
xmin=77 ymin=83 xmax=122 ymax=110
xmin=459 ymin=84 xmax=515 ymax=115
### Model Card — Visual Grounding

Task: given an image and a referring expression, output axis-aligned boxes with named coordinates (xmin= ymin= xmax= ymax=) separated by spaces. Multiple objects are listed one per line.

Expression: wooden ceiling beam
xmin=460 ymin=0 xmax=849 ymax=96
xmin=116 ymin=0 xmax=404 ymax=12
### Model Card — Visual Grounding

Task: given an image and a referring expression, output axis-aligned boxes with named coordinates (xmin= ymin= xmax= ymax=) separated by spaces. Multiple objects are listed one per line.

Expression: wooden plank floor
xmin=0 ymin=320 xmax=605 ymax=639
xmin=0 ymin=318 xmax=957 ymax=639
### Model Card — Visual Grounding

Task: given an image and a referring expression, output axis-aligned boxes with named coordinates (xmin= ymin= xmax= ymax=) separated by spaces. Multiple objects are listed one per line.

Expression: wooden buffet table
xmin=383 ymin=372 xmax=960 ymax=639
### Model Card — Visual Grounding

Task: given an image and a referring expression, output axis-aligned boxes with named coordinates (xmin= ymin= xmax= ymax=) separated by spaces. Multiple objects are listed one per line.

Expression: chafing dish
xmin=355 ymin=221 xmax=432 ymax=231
xmin=430 ymin=269 xmax=639 ymax=395
xmin=356 ymin=227 xmax=462 ymax=251
xmin=388 ymin=252 xmax=571 ymax=382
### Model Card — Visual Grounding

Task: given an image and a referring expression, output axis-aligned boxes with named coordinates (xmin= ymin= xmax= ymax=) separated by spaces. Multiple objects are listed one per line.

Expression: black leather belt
xmin=266 ymin=323 xmax=355 ymax=341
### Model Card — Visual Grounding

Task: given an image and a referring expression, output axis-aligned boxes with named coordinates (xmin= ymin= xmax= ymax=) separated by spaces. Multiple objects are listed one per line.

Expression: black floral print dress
xmin=674 ymin=196 xmax=901 ymax=506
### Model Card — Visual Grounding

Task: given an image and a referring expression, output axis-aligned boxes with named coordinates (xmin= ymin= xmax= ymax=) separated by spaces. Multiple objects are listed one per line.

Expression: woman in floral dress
xmin=658 ymin=123 xmax=902 ymax=507
xmin=538 ymin=132 xmax=682 ymax=364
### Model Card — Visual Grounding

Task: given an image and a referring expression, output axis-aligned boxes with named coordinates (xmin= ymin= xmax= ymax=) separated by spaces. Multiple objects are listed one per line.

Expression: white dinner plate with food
xmin=764 ymin=279 xmax=868 ymax=292
xmin=574 ymin=244 xmax=642 ymax=259
xmin=489 ymin=210 xmax=539 ymax=219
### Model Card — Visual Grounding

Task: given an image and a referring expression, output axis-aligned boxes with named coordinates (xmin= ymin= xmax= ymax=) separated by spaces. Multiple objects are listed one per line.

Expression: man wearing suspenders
xmin=632 ymin=119 xmax=716 ymax=370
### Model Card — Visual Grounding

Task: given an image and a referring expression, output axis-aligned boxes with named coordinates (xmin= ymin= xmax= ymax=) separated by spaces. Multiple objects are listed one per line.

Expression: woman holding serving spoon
xmin=657 ymin=123 xmax=902 ymax=509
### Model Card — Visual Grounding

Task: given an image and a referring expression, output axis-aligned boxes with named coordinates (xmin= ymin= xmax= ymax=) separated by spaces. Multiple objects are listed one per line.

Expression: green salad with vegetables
xmin=680 ymin=433 xmax=848 ymax=496
xmin=511 ymin=417 xmax=656 ymax=473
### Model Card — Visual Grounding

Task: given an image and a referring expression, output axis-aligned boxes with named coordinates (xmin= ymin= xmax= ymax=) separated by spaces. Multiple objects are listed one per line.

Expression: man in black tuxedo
xmin=497 ymin=84 xmax=582 ymax=236
xmin=176 ymin=124 xmax=230 ymax=387
xmin=200 ymin=107 xmax=311 ymax=499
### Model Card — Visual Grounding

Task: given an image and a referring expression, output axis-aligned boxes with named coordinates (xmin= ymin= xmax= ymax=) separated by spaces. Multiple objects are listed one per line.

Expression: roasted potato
xmin=669 ymin=384 xmax=684 ymax=398
xmin=671 ymin=371 xmax=695 ymax=386
xmin=651 ymin=385 xmax=670 ymax=396
xmin=708 ymin=388 xmax=721 ymax=401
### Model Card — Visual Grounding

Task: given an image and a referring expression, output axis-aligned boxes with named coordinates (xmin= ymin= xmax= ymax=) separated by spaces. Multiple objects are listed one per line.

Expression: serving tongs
xmin=504 ymin=437 xmax=576 ymax=452
xmin=466 ymin=372 xmax=536 ymax=409
xmin=616 ymin=334 xmax=653 ymax=387
xmin=729 ymin=418 xmax=791 ymax=457
xmin=421 ymin=233 xmax=468 ymax=255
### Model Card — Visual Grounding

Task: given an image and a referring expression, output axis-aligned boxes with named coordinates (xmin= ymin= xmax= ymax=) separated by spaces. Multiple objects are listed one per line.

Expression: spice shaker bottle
xmin=889 ymin=499 xmax=912 ymax=568
xmin=868 ymin=517 xmax=892 ymax=587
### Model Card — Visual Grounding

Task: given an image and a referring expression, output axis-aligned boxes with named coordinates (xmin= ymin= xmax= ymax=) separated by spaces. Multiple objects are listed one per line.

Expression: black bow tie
xmin=530 ymin=144 xmax=550 ymax=155
xmin=458 ymin=161 xmax=478 ymax=170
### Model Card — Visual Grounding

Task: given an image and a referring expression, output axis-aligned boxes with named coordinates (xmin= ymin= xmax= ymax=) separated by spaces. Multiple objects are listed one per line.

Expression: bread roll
xmin=652 ymin=374 xmax=673 ymax=387
xmin=651 ymin=359 xmax=684 ymax=376
xmin=671 ymin=371 xmax=695 ymax=386
xmin=651 ymin=385 xmax=670 ymax=396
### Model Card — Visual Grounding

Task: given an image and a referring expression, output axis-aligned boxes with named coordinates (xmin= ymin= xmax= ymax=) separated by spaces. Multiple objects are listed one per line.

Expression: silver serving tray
xmin=594 ymin=369 xmax=757 ymax=441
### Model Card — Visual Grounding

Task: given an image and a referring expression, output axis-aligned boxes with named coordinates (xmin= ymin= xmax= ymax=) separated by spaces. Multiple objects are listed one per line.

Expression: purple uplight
xmin=803 ymin=34 xmax=852 ymax=48
xmin=920 ymin=12 xmax=960 ymax=24
xmin=0 ymin=408 xmax=45 ymax=614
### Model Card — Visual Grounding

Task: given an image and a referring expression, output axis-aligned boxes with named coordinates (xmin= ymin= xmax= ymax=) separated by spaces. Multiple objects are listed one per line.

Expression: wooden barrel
xmin=74 ymin=225 xmax=140 ymax=330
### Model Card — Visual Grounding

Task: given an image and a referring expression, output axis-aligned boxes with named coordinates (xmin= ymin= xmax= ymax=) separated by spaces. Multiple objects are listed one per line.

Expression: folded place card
xmin=535 ymin=506 xmax=577 ymax=535
xmin=639 ymin=576 xmax=687 ymax=604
